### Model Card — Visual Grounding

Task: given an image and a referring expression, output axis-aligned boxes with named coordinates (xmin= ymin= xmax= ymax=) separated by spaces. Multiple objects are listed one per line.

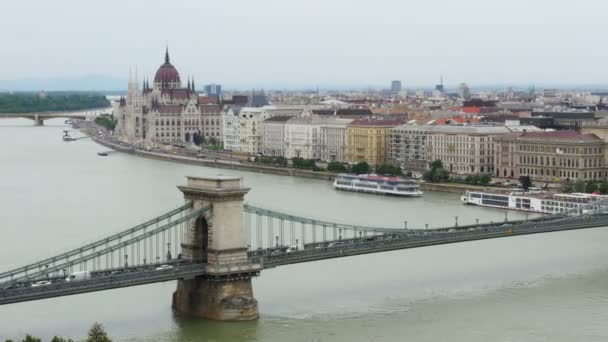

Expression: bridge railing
xmin=0 ymin=204 xmax=208 ymax=286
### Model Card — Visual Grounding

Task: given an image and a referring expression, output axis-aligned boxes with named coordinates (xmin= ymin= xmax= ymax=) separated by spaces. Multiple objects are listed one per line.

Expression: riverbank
xmin=84 ymin=127 xmax=492 ymax=194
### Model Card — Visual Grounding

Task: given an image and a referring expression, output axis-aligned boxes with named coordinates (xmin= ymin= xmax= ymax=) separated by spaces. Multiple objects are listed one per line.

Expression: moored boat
xmin=461 ymin=189 xmax=607 ymax=214
xmin=333 ymin=174 xmax=423 ymax=197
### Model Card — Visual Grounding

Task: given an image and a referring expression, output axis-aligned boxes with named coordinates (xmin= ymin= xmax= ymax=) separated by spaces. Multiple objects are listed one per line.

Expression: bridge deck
xmin=0 ymin=263 xmax=206 ymax=305
xmin=253 ymin=215 xmax=608 ymax=268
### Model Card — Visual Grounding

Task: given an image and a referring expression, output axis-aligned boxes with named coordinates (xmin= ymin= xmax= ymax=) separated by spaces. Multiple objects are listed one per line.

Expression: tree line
xmin=4 ymin=322 xmax=111 ymax=342
xmin=0 ymin=92 xmax=109 ymax=113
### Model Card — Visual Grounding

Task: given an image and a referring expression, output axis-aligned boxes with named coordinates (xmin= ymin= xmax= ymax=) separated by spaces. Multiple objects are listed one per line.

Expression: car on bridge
xmin=31 ymin=280 xmax=52 ymax=287
xmin=155 ymin=264 xmax=173 ymax=271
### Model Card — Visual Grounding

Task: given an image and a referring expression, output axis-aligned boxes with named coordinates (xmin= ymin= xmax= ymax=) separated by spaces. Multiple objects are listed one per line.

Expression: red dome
xmin=154 ymin=49 xmax=181 ymax=84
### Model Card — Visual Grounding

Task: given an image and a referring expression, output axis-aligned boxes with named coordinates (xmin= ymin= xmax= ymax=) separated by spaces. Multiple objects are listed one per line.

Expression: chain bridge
xmin=1 ymin=175 xmax=608 ymax=320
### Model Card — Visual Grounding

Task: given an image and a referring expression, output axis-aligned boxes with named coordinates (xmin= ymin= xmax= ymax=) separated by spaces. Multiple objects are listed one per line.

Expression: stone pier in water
xmin=172 ymin=175 xmax=261 ymax=320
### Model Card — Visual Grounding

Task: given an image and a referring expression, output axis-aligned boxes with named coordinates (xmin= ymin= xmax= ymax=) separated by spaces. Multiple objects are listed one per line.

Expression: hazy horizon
xmin=3 ymin=0 xmax=608 ymax=90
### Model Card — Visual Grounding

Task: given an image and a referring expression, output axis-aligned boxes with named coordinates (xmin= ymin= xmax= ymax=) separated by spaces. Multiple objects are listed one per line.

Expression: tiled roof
xmin=198 ymin=96 xmax=218 ymax=105
xmin=158 ymin=104 xmax=183 ymax=114
xmin=496 ymin=130 xmax=601 ymax=142
xmin=349 ymin=119 xmax=403 ymax=127
xmin=199 ymin=104 xmax=221 ymax=113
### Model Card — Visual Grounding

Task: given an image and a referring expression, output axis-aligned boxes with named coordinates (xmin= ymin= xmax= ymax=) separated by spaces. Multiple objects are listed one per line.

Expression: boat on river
xmin=62 ymin=130 xmax=75 ymax=141
xmin=461 ymin=189 xmax=608 ymax=214
xmin=333 ymin=174 xmax=423 ymax=197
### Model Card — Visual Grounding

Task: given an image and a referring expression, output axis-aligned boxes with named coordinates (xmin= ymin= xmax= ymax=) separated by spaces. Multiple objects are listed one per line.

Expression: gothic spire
xmin=187 ymin=77 xmax=191 ymax=91
xmin=165 ymin=46 xmax=170 ymax=64
xmin=191 ymin=77 xmax=195 ymax=92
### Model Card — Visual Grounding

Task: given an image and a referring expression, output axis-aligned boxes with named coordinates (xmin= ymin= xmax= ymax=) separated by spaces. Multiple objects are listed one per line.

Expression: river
xmin=1 ymin=118 xmax=608 ymax=341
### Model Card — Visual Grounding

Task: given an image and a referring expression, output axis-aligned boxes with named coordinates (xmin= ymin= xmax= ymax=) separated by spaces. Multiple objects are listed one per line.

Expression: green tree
xmin=585 ymin=181 xmax=598 ymax=193
xmin=479 ymin=174 xmax=492 ymax=185
xmin=574 ymin=179 xmax=586 ymax=192
xmin=274 ymin=156 xmax=288 ymax=167
xmin=351 ymin=162 xmax=371 ymax=175
xmin=423 ymin=160 xmax=449 ymax=182
xmin=50 ymin=337 xmax=74 ymax=342
xmin=375 ymin=164 xmax=403 ymax=176
xmin=94 ymin=116 xmax=116 ymax=130
xmin=519 ymin=175 xmax=532 ymax=191
xmin=86 ymin=322 xmax=111 ymax=342
xmin=599 ymin=182 xmax=608 ymax=195
xmin=327 ymin=161 xmax=347 ymax=173
xmin=21 ymin=336 xmax=41 ymax=342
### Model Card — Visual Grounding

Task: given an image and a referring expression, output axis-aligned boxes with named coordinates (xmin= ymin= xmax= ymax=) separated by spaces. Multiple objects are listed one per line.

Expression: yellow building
xmin=346 ymin=119 xmax=402 ymax=165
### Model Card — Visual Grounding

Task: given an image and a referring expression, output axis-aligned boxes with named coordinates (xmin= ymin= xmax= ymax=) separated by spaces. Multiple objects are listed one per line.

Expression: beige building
xmin=494 ymin=131 xmax=605 ymax=181
xmin=426 ymin=126 xmax=513 ymax=175
xmin=346 ymin=119 xmax=402 ymax=165
xmin=390 ymin=124 xmax=541 ymax=175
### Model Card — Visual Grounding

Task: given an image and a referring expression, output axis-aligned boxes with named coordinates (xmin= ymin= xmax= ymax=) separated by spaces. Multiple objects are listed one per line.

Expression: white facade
xmin=285 ymin=117 xmax=321 ymax=159
xmin=319 ymin=118 xmax=352 ymax=162
xmin=221 ymin=107 xmax=241 ymax=151
xmin=261 ymin=116 xmax=290 ymax=156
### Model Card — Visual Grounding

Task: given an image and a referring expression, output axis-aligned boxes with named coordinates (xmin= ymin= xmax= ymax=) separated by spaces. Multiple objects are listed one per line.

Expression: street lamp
xmin=454 ymin=216 xmax=459 ymax=227
xmin=404 ymin=221 xmax=408 ymax=230
xmin=275 ymin=236 xmax=279 ymax=248
xmin=124 ymin=254 xmax=129 ymax=268
xmin=339 ymin=228 xmax=342 ymax=240
xmin=166 ymin=243 xmax=172 ymax=261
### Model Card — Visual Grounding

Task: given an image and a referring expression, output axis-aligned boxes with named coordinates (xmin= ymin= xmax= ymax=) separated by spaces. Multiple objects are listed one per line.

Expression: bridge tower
xmin=173 ymin=175 xmax=261 ymax=321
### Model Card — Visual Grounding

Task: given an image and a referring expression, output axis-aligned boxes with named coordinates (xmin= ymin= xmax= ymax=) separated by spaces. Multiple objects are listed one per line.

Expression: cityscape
xmin=2 ymin=1 xmax=608 ymax=341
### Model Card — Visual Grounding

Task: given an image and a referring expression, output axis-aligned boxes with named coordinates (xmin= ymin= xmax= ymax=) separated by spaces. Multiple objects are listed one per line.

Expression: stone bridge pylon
xmin=173 ymin=175 xmax=261 ymax=320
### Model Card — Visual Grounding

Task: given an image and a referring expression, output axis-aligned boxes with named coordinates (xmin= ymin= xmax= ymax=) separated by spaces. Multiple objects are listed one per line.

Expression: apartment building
xmin=346 ymin=119 xmax=402 ymax=165
xmin=494 ymin=131 xmax=605 ymax=181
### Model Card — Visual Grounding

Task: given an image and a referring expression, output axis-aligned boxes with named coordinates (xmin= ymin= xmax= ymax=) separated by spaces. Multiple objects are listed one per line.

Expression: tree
xmin=86 ymin=322 xmax=111 ymax=342
xmin=574 ymin=179 xmax=586 ymax=193
xmin=479 ymin=174 xmax=492 ymax=185
xmin=51 ymin=337 xmax=74 ymax=342
xmin=519 ymin=175 xmax=532 ymax=191
xmin=423 ymin=160 xmax=449 ymax=183
xmin=375 ymin=164 xmax=403 ymax=176
xmin=327 ymin=161 xmax=347 ymax=173
xmin=585 ymin=181 xmax=598 ymax=194
xmin=21 ymin=336 xmax=41 ymax=342
xmin=599 ymin=182 xmax=608 ymax=195
xmin=351 ymin=162 xmax=370 ymax=175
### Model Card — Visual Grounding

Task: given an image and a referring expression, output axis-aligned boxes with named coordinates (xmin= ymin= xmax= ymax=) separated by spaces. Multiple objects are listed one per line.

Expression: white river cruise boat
xmin=333 ymin=174 xmax=423 ymax=197
xmin=461 ymin=189 xmax=608 ymax=214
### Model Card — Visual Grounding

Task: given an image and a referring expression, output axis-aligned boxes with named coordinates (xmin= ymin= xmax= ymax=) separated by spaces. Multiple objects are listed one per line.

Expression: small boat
xmin=62 ymin=130 xmax=75 ymax=141
xmin=333 ymin=173 xmax=423 ymax=197
xmin=97 ymin=152 xmax=108 ymax=156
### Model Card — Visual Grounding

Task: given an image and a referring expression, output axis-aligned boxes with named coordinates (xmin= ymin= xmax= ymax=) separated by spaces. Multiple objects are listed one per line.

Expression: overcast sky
xmin=2 ymin=0 xmax=607 ymax=89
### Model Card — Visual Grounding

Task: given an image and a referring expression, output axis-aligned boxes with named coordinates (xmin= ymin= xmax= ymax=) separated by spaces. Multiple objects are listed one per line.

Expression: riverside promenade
xmin=82 ymin=122 xmax=491 ymax=194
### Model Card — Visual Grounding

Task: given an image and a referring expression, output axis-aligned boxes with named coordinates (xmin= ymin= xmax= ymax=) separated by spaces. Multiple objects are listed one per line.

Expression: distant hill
xmin=0 ymin=75 xmax=127 ymax=92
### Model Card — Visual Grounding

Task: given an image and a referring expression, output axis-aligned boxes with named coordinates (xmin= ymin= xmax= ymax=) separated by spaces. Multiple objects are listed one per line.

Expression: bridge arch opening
xmin=194 ymin=216 xmax=209 ymax=263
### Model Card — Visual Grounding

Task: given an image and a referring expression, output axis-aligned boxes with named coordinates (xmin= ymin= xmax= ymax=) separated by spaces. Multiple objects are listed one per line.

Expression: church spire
xmin=191 ymin=77 xmax=195 ymax=92
xmin=187 ymin=77 xmax=191 ymax=91
xmin=165 ymin=46 xmax=170 ymax=63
